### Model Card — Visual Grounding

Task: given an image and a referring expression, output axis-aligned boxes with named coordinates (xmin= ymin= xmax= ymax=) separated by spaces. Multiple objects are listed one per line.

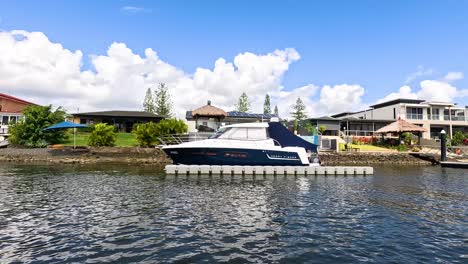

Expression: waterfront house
xmin=186 ymin=101 xmax=279 ymax=132
xmin=305 ymin=98 xmax=468 ymax=140
xmin=72 ymin=110 xmax=163 ymax=132
xmin=0 ymin=93 xmax=37 ymax=135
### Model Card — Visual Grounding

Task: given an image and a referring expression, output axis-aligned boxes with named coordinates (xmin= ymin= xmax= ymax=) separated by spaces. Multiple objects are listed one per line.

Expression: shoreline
xmin=0 ymin=147 xmax=437 ymax=166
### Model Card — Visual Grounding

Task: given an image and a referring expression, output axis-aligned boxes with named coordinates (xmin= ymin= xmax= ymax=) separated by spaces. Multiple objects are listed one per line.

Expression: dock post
xmin=440 ymin=130 xmax=447 ymax=162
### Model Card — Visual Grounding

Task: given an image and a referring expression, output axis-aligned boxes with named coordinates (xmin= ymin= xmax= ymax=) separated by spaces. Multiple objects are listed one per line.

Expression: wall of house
xmin=348 ymin=104 xmax=407 ymax=120
xmin=194 ymin=117 xmax=220 ymax=130
xmin=0 ymin=98 xmax=30 ymax=113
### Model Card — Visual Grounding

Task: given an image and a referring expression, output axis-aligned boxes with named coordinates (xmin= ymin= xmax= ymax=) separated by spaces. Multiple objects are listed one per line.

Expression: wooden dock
xmin=165 ymin=165 xmax=374 ymax=176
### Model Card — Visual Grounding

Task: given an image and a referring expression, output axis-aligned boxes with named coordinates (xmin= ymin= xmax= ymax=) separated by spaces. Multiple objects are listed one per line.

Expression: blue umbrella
xmin=44 ymin=121 xmax=89 ymax=148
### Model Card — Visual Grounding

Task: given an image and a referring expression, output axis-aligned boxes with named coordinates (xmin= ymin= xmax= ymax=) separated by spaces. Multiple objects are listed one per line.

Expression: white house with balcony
xmin=336 ymin=98 xmax=467 ymax=139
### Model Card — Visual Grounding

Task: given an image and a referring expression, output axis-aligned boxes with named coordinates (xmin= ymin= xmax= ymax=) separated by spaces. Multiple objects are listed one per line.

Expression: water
xmin=0 ymin=164 xmax=466 ymax=263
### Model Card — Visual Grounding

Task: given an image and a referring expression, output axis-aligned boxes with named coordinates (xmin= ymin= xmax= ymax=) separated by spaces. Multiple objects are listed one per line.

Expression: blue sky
xmin=0 ymin=0 xmax=467 ymax=115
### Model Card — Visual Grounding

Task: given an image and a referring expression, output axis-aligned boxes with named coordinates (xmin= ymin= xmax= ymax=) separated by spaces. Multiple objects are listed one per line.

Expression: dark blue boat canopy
xmin=267 ymin=122 xmax=318 ymax=153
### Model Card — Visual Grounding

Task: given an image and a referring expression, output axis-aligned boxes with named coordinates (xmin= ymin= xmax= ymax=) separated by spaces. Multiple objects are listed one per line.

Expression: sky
xmin=0 ymin=0 xmax=467 ymax=118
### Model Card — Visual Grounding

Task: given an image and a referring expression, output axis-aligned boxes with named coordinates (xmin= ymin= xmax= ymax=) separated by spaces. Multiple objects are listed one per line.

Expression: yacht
xmin=161 ymin=121 xmax=319 ymax=166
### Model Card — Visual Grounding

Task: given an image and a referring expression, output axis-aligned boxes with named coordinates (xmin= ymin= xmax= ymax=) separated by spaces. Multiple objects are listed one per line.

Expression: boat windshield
xmin=209 ymin=127 xmax=268 ymax=140
xmin=209 ymin=127 xmax=232 ymax=139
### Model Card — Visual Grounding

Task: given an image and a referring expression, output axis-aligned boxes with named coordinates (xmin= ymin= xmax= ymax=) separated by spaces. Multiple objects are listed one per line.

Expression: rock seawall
xmin=320 ymin=152 xmax=436 ymax=165
xmin=0 ymin=147 xmax=171 ymax=165
xmin=0 ymin=147 xmax=436 ymax=165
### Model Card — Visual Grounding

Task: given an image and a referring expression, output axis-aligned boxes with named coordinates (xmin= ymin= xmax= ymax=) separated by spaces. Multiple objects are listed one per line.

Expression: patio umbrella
xmin=44 ymin=121 xmax=89 ymax=149
xmin=375 ymin=118 xmax=427 ymax=145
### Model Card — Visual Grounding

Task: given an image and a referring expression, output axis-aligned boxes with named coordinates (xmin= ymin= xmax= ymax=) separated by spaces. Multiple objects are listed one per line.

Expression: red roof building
xmin=0 ymin=93 xmax=37 ymax=126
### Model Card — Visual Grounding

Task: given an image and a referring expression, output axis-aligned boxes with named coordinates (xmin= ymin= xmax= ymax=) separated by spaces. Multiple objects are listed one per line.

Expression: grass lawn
xmin=347 ymin=144 xmax=394 ymax=152
xmin=63 ymin=132 xmax=137 ymax=147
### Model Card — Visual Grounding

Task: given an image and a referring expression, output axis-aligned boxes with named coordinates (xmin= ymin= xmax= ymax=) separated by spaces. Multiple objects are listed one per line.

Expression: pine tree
xmin=143 ymin=88 xmax=155 ymax=113
xmin=235 ymin=92 xmax=250 ymax=112
xmin=290 ymin=97 xmax=307 ymax=121
xmin=263 ymin=94 xmax=271 ymax=114
xmin=154 ymin=83 xmax=173 ymax=118
xmin=274 ymin=105 xmax=279 ymax=116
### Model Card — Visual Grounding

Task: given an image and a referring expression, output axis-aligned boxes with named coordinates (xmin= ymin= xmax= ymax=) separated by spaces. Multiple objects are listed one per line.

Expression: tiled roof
xmin=0 ymin=93 xmax=36 ymax=105
xmin=72 ymin=110 xmax=163 ymax=118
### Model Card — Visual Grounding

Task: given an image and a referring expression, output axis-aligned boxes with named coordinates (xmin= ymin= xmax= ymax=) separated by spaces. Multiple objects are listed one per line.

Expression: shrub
xmin=339 ymin=143 xmax=345 ymax=151
xmin=9 ymin=105 xmax=68 ymax=148
xmin=351 ymin=137 xmax=376 ymax=145
xmin=155 ymin=119 xmax=188 ymax=136
xmin=131 ymin=119 xmax=188 ymax=147
xmin=402 ymin=132 xmax=412 ymax=145
xmin=397 ymin=144 xmax=408 ymax=152
xmin=133 ymin=122 xmax=159 ymax=147
xmin=451 ymin=131 xmax=467 ymax=146
xmin=411 ymin=146 xmax=421 ymax=152
xmin=88 ymin=123 xmax=116 ymax=147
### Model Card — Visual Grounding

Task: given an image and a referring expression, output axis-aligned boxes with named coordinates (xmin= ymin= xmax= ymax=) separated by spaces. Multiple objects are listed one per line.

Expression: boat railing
xmin=157 ymin=132 xmax=283 ymax=147
xmin=157 ymin=132 xmax=214 ymax=146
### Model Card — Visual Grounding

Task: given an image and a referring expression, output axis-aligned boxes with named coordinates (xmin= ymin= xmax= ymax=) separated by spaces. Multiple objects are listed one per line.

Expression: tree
xmin=274 ymin=105 xmax=279 ymax=116
xmin=235 ymin=92 xmax=250 ymax=112
xmin=9 ymin=105 xmax=68 ymax=148
xmin=290 ymin=97 xmax=307 ymax=121
xmin=88 ymin=123 xmax=116 ymax=147
xmin=263 ymin=94 xmax=271 ymax=114
xmin=143 ymin=88 xmax=155 ymax=113
xmin=154 ymin=83 xmax=173 ymax=118
xmin=318 ymin=125 xmax=327 ymax=135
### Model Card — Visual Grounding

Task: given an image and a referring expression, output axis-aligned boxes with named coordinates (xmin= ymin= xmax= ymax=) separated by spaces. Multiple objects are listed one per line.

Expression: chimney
xmin=207 ymin=100 xmax=211 ymax=105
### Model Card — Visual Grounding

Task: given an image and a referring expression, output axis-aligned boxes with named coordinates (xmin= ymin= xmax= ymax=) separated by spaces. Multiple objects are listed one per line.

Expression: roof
xmin=72 ymin=110 xmax=162 ymax=118
xmin=370 ymin=98 xmax=425 ymax=109
xmin=375 ymin=119 xmax=427 ymax=134
xmin=186 ymin=110 xmax=279 ymax=120
xmin=227 ymin=111 xmax=278 ymax=119
xmin=0 ymin=93 xmax=36 ymax=106
xmin=331 ymin=112 xmax=355 ymax=118
xmin=305 ymin=116 xmax=340 ymax=122
xmin=192 ymin=103 xmax=227 ymax=117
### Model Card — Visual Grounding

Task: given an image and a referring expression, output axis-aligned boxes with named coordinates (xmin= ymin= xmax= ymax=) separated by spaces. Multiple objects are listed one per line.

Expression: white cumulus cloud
xmin=0 ymin=30 xmax=304 ymax=117
xmin=318 ymin=84 xmax=365 ymax=114
xmin=375 ymin=72 xmax=468 ymax=105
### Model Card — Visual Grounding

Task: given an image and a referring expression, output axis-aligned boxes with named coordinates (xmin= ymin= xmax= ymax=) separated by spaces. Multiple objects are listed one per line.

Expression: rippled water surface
xmin=0 ymin=164 xmax=466 ymax=263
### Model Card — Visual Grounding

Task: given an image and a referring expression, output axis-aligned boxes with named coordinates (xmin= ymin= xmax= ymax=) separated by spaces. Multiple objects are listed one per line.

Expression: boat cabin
xmin=211 ymin=123 xmax=269 ymax=140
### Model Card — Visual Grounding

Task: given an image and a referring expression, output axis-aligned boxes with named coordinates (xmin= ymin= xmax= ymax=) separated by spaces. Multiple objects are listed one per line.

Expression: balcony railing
xmin=0 ymin=127 xmax=8 ymax=135
xmin=406 ymin=114 xmax=423 ymax=120
xmin=344 ymin=130 xmax=375 ymax=137
xmin=444 ymin=115 xmax=466 ymax=121
xmin=429 ymin=114 xmax=440 ymax=120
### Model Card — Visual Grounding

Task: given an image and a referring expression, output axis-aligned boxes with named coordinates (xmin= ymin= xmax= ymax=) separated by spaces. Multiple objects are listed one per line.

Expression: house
xmin=305 ymin=98 xmax=468 ymax=139
xmin=72 ymin=110 xmax=163 ymax=132
xmin=186 ymin=101 xmax=279 ymax=132
xmin=0 ymin=93 xmax=37 ymax=134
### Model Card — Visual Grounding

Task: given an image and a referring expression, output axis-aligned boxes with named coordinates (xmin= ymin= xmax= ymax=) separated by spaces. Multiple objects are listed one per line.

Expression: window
xmin=9 ymin=116 xmax=17 ymax=124
xmin=227 ymin=128 xmax=247 ymax=139
xmin=431 ymin=108 xmax=440 ymax=120
xmin=393 ymin=108 xmax=396 ymax=119
xmin=247 ymin=128 xmax=267 ymax=139
xmin=406 ymin=107 xmax=422 ymax=120
xmin=2 ymin=116 xmax=9 ymax=125
xmin=80 ymin=119 xmax=87 ymax=124
xmin=202 ymin=121 xmax=208 ymax=126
